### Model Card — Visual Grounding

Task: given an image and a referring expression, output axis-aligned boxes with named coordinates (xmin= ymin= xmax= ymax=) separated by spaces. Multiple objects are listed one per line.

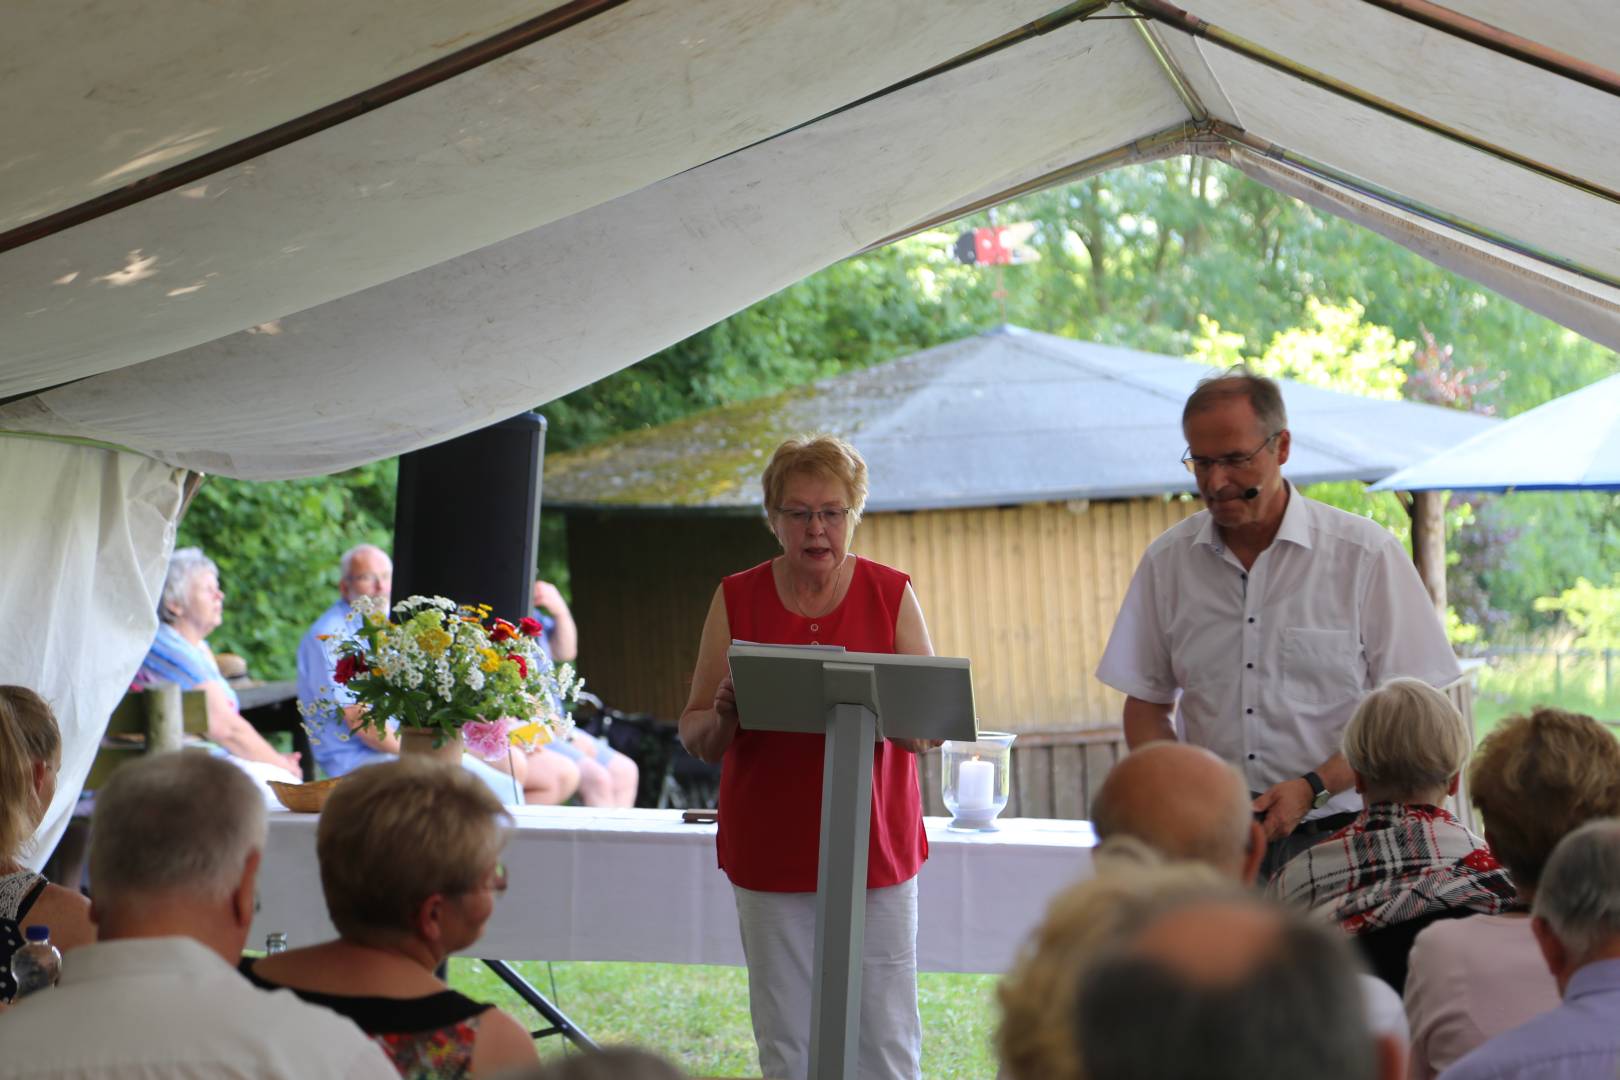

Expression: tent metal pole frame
xmin=1361 ymin=0 xmax=1620 ymax=99
xmin=1119 ymin=0 xmax=1620 ymax=210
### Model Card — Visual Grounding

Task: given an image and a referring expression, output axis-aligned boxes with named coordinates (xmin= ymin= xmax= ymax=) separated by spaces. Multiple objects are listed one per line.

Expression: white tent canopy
xmin=3 ymin=2 xmax=1618 ymax=860
xmin=2 ymin=0 xmax=1618 ymax=479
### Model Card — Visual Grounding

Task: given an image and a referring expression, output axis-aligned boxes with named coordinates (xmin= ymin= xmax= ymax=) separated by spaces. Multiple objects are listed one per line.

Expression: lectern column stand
xmin=808 ymin=702 xmax=877 ymax=1080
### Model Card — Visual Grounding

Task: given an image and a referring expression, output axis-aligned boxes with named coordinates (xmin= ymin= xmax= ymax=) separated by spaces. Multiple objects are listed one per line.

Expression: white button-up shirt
xmin=1096 ymin=485 xmax=1461 ymax=818
xmin=0 ymin=935 xmax=396 ymax=1079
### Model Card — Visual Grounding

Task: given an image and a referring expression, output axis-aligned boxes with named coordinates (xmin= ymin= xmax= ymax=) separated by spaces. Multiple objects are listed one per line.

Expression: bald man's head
xmin=1091 ymin=742 xmax=1262 ymax=883
xmin=1075 ymin=896 xmax=1382 ymax=1080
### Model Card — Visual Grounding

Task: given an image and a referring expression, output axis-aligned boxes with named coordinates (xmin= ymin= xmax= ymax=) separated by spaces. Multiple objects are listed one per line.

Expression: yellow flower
xmin=370 ymin=667 xmax=384 ymax=677
xmin=366 ymin=611 xmax=386 ymax=627
xmin=479 ymin=647 xmax=503 ymax=674
xmin=508 ymin=720 xmax=551 ymax=747
xmin=416 ymin=628 xmax=453 ymax=657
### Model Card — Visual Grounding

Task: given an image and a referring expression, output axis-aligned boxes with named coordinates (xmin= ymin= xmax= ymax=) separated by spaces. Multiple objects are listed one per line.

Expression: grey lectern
xmin=728 ymin=644 xmax=976 ymax=1080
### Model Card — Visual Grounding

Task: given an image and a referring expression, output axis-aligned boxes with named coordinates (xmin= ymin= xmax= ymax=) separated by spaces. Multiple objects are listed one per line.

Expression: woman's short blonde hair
xmin=995 ymin=841 xmax=1231 ymax=1080
xmin=760 ymin=435 xmax=869 ymax=527
xmin=1341 ymin=678 xmax=1470 ymax=798
xmin=1469 ymin=707 xmax=1620 ymax=890
xmin=317 ymin=757 xmax=510 ymax=941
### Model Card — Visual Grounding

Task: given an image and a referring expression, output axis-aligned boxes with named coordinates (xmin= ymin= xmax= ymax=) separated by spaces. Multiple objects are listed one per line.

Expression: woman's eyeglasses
xmin=776 ymin=507 xmax=852 ymax=527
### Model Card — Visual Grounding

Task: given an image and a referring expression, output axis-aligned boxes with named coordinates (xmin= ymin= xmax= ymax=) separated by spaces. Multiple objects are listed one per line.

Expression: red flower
xmin=518 ymin=616 xmax=544 ymax=638
xmin=334 ymin=653 xmax=365 ymax=684
xmin=506 ymin=653 xmax=528 ymax=678
xmin=490 ymin=619 xmax=517 ymax=643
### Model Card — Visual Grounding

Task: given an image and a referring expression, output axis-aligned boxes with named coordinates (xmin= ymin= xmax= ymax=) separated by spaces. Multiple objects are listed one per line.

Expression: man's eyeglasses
xmin=1181 ymin=432 xmax=1283 ymax=475
xmin=344 ymin=572 xmax=391 ymax=589
xmin=776 ymin=507 xmax=852 ymax=528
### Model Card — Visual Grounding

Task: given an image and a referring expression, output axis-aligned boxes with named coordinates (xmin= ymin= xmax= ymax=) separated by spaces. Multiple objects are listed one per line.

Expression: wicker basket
xmin=267 ymin=775 xmax=345 ymax=813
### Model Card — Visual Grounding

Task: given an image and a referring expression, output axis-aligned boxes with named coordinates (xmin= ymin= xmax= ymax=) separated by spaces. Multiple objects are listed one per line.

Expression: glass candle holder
xmin=941 ymin=731 xmax=1016 ymax=831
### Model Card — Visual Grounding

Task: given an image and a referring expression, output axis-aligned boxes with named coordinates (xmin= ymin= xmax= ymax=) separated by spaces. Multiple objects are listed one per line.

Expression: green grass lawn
xmin=448 ymin=959 xmax=1000 ymax=1078
xmin=1472 ymin=650 xmax=1618 ymax=736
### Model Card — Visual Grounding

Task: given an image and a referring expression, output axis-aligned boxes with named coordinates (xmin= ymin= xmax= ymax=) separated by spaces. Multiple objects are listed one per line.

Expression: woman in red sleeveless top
xmin=680 ymin=435 xmax=937 ymax=1080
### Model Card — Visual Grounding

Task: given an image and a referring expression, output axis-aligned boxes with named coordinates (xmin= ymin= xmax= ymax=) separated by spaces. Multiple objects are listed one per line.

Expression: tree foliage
xmin=178 ymin=158 xmax=1619 ymax=673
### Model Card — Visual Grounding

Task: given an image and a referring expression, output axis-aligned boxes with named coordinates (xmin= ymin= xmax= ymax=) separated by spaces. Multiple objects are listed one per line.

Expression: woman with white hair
xmin=1268 ymin=678 xmax=1517 ymax=989
xmin=135 ymin=546 xmax=301 ymax=781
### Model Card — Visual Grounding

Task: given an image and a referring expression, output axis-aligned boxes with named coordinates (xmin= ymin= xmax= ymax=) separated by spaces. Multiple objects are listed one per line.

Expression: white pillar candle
xmin=956 ymin=757 xmax=995 ymax=811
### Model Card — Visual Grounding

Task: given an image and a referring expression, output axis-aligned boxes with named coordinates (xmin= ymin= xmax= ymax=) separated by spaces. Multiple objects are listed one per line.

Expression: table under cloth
xmin=252 ymin=805 xmax=1096 ymax=974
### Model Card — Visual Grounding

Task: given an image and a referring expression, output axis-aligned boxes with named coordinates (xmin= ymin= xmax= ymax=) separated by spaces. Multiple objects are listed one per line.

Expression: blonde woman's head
xmin=318 ymin=757 xmax=510 ymax=943
xmin=1342 ymin=678 xmax=1470 ymax=803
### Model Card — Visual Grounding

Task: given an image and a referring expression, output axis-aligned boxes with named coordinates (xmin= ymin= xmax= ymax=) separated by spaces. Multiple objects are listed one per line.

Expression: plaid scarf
xmin=1267 ymin=802 xmax=1519 ymax=934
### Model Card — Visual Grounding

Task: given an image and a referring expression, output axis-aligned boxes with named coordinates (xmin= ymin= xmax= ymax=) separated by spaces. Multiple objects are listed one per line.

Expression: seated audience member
xmin=0 ymin=687 xmax=95 ymax=1005
xmin=1090 ymin=740 xmax=1409 ymax=1046
xmin=0 ymin=752 xmax=394 ymax=1076
xmin=240 ymin=758 xmax=538 ymax=1078
xmin=1405 ymin=707 xmax=1620 ymax=1080
xmin=1074 ymin=892 xmax=1402 ymax=1080
xmin=1438 ymin=819 xmax=1620 ymax=1080
xmin=1268 ymin=679 xmax=1515 ymax=989
xmin=137 ymin=546 xmax=302 ymax=786
xmin=526 ymin=579 xmax=638 ymax=807
xmin=1092 ymin=741 xmax=1267 ymax=882
xmin=297 ymin=544 xmax=578 ymax=805
xmin=997 ymin=842 xmax=1230 ymax=1080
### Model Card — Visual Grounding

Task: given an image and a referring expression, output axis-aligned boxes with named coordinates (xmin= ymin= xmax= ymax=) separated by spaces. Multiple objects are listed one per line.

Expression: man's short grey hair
xmin=1181 ymin=363 xmax=1288 ymax=436
xmin=1343 ymin=678 xmax=1471 ymax=798
xmin=89 ymin=751 xmax=267 ymax=905
xmin=158 ymin=546 xmax=218 ymax=624
xmin=1074 ymin=896 xmax=1376 ymax=1080
xmin=339 ymin=543 xmax=390 ymax=579
xmin=1532 ymin=817 xmax=1620 ymax=961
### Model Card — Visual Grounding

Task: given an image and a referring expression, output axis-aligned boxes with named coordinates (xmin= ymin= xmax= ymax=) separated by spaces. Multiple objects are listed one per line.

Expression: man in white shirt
xmin=0 ymin=751 xmax=396 ymax=1079
xmin=1095 ymin=366 xmax=1459 ymax=876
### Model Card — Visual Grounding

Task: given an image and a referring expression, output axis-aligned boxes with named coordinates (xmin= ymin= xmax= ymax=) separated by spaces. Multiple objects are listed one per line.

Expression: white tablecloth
xmin=253 ymin=806 xmax=1096 ymax=974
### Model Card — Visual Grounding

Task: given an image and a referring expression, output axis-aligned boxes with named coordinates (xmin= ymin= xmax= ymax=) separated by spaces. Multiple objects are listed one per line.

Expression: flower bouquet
xmin=308 ymin=594 xmax=581 ymax=761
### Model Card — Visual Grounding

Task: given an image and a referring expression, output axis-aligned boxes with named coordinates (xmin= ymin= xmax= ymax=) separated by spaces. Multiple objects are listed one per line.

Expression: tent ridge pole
xmin=1122 ymin=0 xmax=1620 ymax=210
xmin=1360 ymin=0 xmax=1620 ymax=100
xmin=1132 ymin=17 xmax=1210 ymax=122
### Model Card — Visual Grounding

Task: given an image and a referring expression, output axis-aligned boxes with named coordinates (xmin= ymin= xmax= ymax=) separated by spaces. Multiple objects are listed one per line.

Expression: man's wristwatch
xmin=1303 ymin=771 xmax=1330 ymax=810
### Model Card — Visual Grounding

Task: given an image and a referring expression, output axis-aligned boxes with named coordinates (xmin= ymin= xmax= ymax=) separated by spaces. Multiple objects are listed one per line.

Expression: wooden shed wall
xmin=855 ymin=498 xmax=1199 ymax=731
xmin=564 ymin=496 xmax=1197 ymax=729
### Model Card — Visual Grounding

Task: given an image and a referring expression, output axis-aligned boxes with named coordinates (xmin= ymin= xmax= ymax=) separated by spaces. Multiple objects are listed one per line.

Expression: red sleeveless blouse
xmin=717 ymin=556 xmax=928 ymax=892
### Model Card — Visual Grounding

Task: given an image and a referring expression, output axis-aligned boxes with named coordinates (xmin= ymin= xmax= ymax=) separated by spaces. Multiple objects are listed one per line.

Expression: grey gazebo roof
xmin=544 ymin=326 xmax=1498 ymax=514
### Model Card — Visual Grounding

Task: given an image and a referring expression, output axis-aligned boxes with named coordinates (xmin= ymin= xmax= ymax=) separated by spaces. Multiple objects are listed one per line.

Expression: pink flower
xmin=462 ymin=717 xmax=516 ymax=761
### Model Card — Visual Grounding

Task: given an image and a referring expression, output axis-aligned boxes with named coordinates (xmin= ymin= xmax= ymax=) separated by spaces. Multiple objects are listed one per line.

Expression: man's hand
xmin=281 ymin=750 xmax=302 ymax=774
xmin=1252 ymin=778 xmax=1313 ymax=841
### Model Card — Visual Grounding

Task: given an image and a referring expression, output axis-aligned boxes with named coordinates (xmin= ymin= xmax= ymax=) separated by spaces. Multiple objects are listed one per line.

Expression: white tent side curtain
xmin=0 ymin=438 xmax=185 ymax=870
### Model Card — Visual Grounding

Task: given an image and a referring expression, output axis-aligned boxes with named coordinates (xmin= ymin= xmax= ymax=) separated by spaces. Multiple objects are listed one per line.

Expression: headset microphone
xmin=1241 ymin=487 xmax=1261 ymax=501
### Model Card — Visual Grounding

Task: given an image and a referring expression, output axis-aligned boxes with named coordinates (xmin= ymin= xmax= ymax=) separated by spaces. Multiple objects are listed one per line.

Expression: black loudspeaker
xmin=392 ymin=412 xmax=545 ymax=622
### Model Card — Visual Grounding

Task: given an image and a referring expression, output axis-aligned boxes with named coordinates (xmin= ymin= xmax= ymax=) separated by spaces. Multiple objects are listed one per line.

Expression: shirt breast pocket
xmin=1281 ymin=628 xmax=1360 ymax=707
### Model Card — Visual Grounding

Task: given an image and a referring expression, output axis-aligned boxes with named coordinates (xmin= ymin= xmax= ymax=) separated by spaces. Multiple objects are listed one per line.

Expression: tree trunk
xmin=1407 ymin=490 xmax=1448 ymax=619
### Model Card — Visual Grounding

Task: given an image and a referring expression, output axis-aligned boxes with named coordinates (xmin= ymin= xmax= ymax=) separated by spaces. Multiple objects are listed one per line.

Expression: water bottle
xmin=265 ymin=932 xmax=288 ymax=955
xmin=10 ymin=925 xmax=61 ymax=1000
